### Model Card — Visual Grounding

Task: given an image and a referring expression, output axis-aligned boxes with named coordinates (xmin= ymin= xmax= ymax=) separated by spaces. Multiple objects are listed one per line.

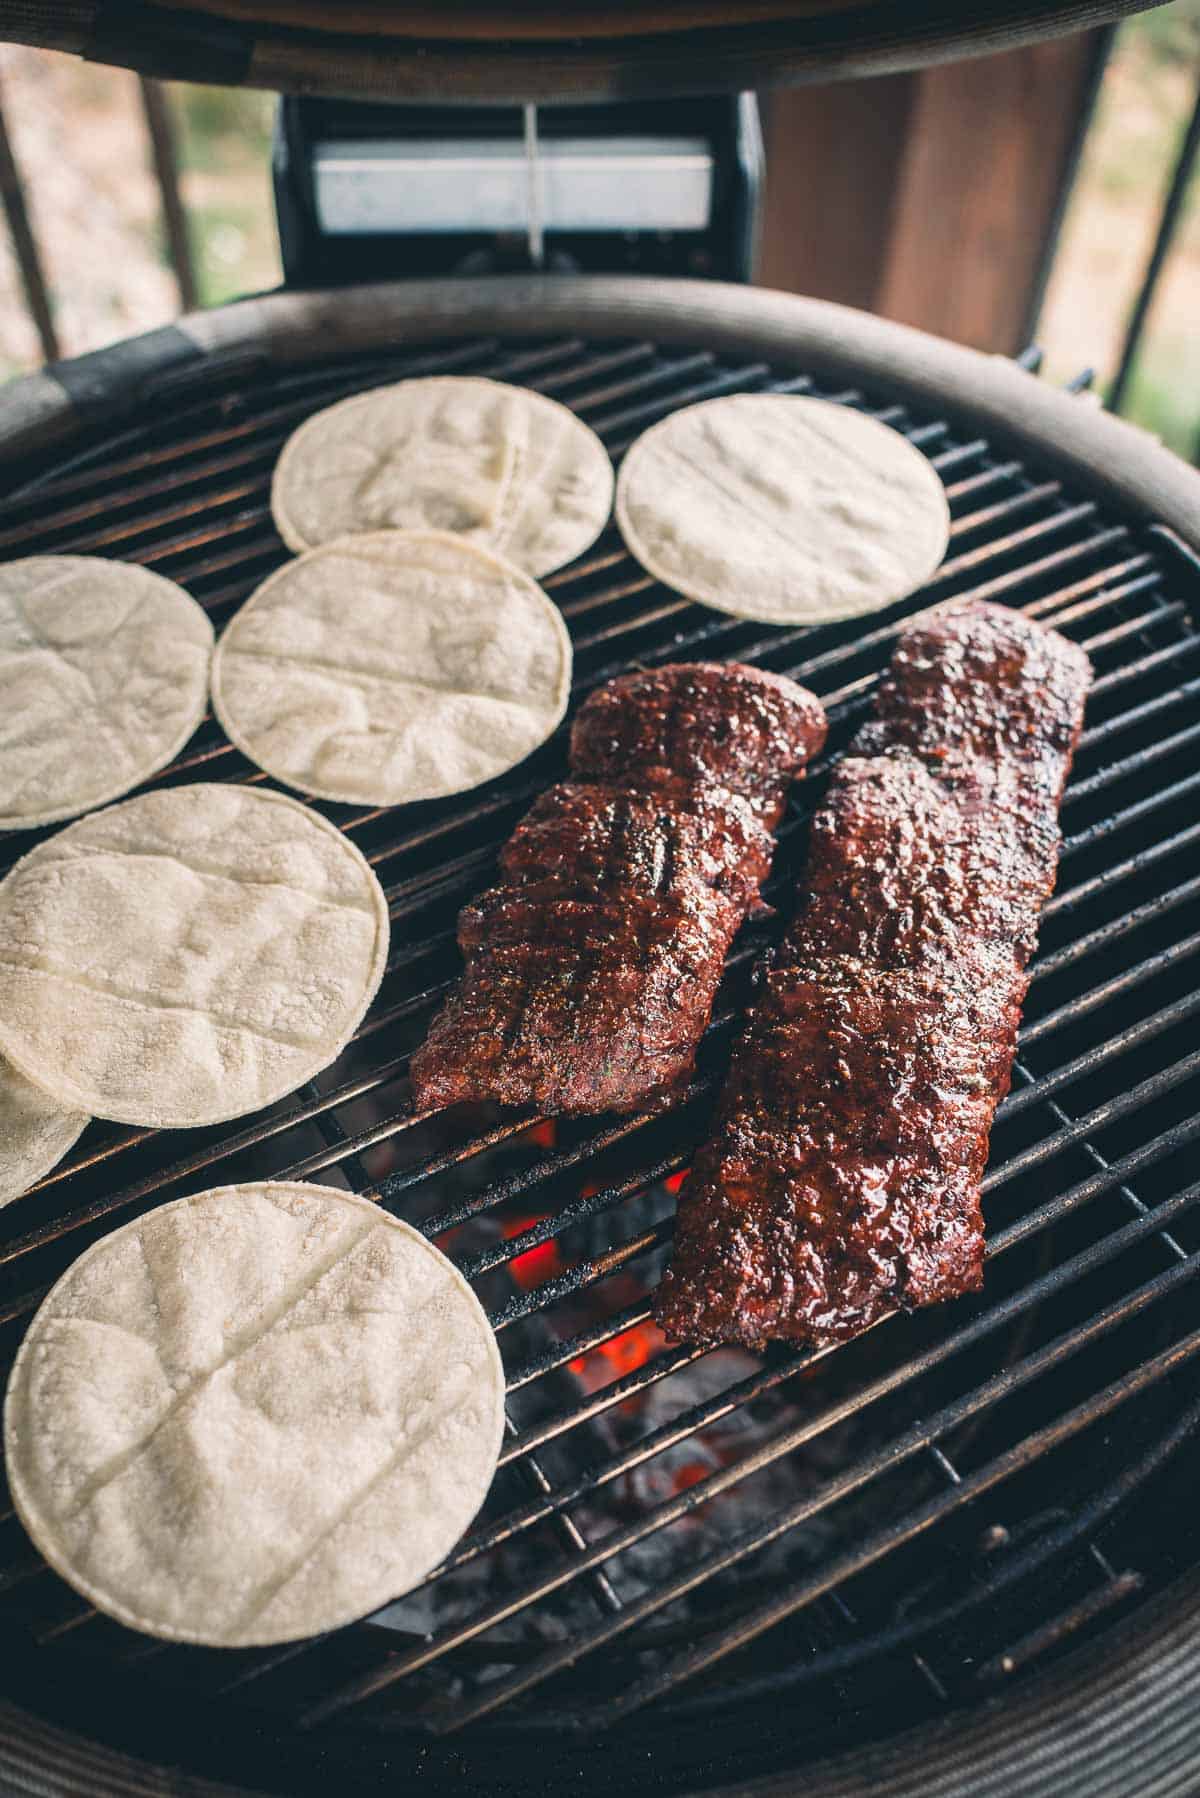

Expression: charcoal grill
xmin=0 ymin=276 xmax=1198 ymax=1797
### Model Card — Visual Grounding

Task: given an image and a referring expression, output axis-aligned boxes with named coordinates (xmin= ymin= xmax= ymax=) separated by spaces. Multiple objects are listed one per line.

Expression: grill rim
xmin=4 ymin=274 xmax=1200 ymax=559
xmin=4 ymin=1561 xmax=1200 ymax=1798
xmin=710 ymin=1557 xmax=1200 ymax=1798
xmin=0 ymin=278 xmax=1198 ymax=1795
xmin=0 ymin=5 xmax=1161 ymax=109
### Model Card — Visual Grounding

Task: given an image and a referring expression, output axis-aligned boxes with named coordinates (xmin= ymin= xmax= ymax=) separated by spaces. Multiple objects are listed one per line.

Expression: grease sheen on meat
xmin=654 ymin=602 xmax=1091 ymax=1349
xmin=410 ymin=663 xmax=827 ymax=1116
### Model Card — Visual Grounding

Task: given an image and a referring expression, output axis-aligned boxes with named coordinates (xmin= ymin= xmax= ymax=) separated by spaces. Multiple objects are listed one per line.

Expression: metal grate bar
xmin=305 ymin=1180 xmax=1200 ymax=1730
xmin=1 ymin=333 xmax=1197 ymax=1756
xmin=298 ymin=1108 xmax=1200 ymax=1723
xmin=0 ymin=730 xmax=1192 ymax=1324
xmin=995 ymin=992 xmax=1200 ymax=1122
xmin=1080 ymin=602 xmax=1189 ymax=653
xmin=944 ymin=460 xmax=1024 ymax=504
xmin=984 ymin=1052 xmax=1200 ymax=1199
xmin=424 ymin=1114 xmax=671 ymax=1242
xmin=1032 ymin=878 xmax=1200 ymax=985
xmin=601 ymin=363 xmax=773 ymax=449
xmin=755 ymin=555 xmax=1151 ymax=695
xmin=568 ymin=349 xmax=719 ymax=414
xmin=498 ymin=1343 xmax=709 ymax=1470
xmin=455 ymin=1054 xmax=1200 ymax=1460
xmin=450 ymin=1352 xmax=813 ymax=1579
xmin=1087 ymin=632 xmax=1200 ymax=700
xmin=1064 ymin=718 xmax=1200 ymax=805
xmin=764 ymin=545 xmax=1137 ymax=708
xmin=584 ymin=1311 xmax=1200 ymax=1730
xmin=1022 ymin=928 xmax=1200 ymax=1045
xmin=1056 ymin=766 xmax=1200 ymax=861
xmin=947 ymin=480 xmax=1061 ymax=538
xmin=462 ymin=1179 xmax=677 ymax=1286
xmin=0 ymin=1055 xmax=410 ymax=1254
xmin=503 ymin=1414 xmax=624 ymax=1620
xmin=488 ymin=1219 xmax=674 ymax=1336
xmin=929 ymin=501 xmax=1100 ymax=584
xmin=990 ymin=1112 xmax=1199 ymax=1254
xmin=1047 ymin=568 xmax=1163 ymax=632
xmin=975 ymin=1568 xmax=1144 ymax=1684
xmin=930 ymin=439 xmax=988 ymax=472
xmin=1075 ymin=672 xmax=1200 ymax=756
xmin=505 ymin=1298 xmax=655 ymax=1393
xmin=1044 ymin=821 xmax=1200 ymax=920
xmin=1026 ymin=1076 xmax=1188 ymax=1267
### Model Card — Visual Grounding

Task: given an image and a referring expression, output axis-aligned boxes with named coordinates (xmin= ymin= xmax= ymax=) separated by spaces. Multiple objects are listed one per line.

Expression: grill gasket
xmin=0 ymin=315 xmax=1198 ymax=1796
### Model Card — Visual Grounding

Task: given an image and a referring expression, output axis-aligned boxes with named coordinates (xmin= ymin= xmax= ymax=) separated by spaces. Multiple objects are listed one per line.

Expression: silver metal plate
xmin=312 ymin=136 xmax=714 ymax=236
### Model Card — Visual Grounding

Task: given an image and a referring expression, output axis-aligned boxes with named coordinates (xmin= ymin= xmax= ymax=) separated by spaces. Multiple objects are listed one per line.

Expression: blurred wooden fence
xmin=0 ymin=36 xmax=1196 ymax=427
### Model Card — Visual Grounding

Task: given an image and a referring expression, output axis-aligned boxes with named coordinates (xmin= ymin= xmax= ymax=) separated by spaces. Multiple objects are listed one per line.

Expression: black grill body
xmin=272 ymin=95 xmax=762 ymax=286
xmin=0 ymin=278 xmax=1197 ymax=1798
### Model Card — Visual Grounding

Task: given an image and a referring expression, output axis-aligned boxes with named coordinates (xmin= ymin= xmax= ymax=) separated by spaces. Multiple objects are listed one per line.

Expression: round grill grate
xmin=0 ymin=288 xmax=1197 ymax=1796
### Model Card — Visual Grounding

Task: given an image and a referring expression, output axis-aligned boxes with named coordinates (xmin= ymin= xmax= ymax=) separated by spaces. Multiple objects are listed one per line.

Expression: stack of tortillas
xmin=0 ymin=555 xmax=214 ymax=832
xmin=0 ymin=783 xmax=389 ymax=1130
xmin=206 ymin=375 xmax=613 ymax=808
xmin=0 ymin=554 xmax=218 ymax=1201
xmin=4 ymin=1181 xmax=505 ymax=1644
xmin=0 ymin=1057 xmax=87 ymax=1210
xmin=0 ymin=372 xmax=956 ymax=1649
xmin=271 ymin=374 xmax=613 ymax=575
xmin=213 ymin=530 xmax=573 ymax=808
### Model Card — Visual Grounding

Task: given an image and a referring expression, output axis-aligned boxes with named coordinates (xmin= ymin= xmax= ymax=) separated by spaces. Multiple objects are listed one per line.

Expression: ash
xmin=375 ymin=1175 xmax=873 ymax=1664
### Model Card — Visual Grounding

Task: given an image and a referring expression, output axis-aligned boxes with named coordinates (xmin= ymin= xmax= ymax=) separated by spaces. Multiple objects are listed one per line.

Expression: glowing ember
xmin=669 ymin=1459 xmax=712 ymax=1496
xmin=570 ymin=1319 xmax=666 ymax=1390
xmin=500 ymin=1212 xmax=564 ymax=1290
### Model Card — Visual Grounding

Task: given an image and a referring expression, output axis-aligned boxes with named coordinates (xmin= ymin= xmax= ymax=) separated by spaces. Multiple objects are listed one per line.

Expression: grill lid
xmin=5 ymin=0 xmax=1163 ymax=101
xmin=0 ymin=279 xmax=1198 ymax=1797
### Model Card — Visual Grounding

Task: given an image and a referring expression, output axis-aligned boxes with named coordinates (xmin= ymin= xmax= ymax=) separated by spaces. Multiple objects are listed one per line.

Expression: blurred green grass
xmin=169 ymin=84 xmax=279 ymax=306
xmin=176 ymin=86 xmax=274 ymax=168
xmin=1036 ymin=0 xmax=1200 ymax=458
xmin=1131 ymin=0 xmax=1200 ymax=61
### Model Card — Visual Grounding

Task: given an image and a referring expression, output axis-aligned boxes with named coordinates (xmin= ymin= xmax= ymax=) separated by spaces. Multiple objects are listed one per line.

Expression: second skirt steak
xmin=410 ymin=663 xmax=827 ymax=1116
xmin=654 ymin=602 xmax=1091 ymax=1349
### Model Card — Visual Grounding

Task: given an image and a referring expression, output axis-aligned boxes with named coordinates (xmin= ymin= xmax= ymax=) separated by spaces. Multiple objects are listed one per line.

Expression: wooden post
xmin=875 ymin=34 xmax=1107 ymax=353
xmin=138 ymin=77 xmax=199 ymax=313
xmin=0 ymin=76 xmax=60 ymax=364
xmin=758 ymin=31 xmax=1105 ymax=356
xmin=757 ymin=75 xmax=919 ymax=311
